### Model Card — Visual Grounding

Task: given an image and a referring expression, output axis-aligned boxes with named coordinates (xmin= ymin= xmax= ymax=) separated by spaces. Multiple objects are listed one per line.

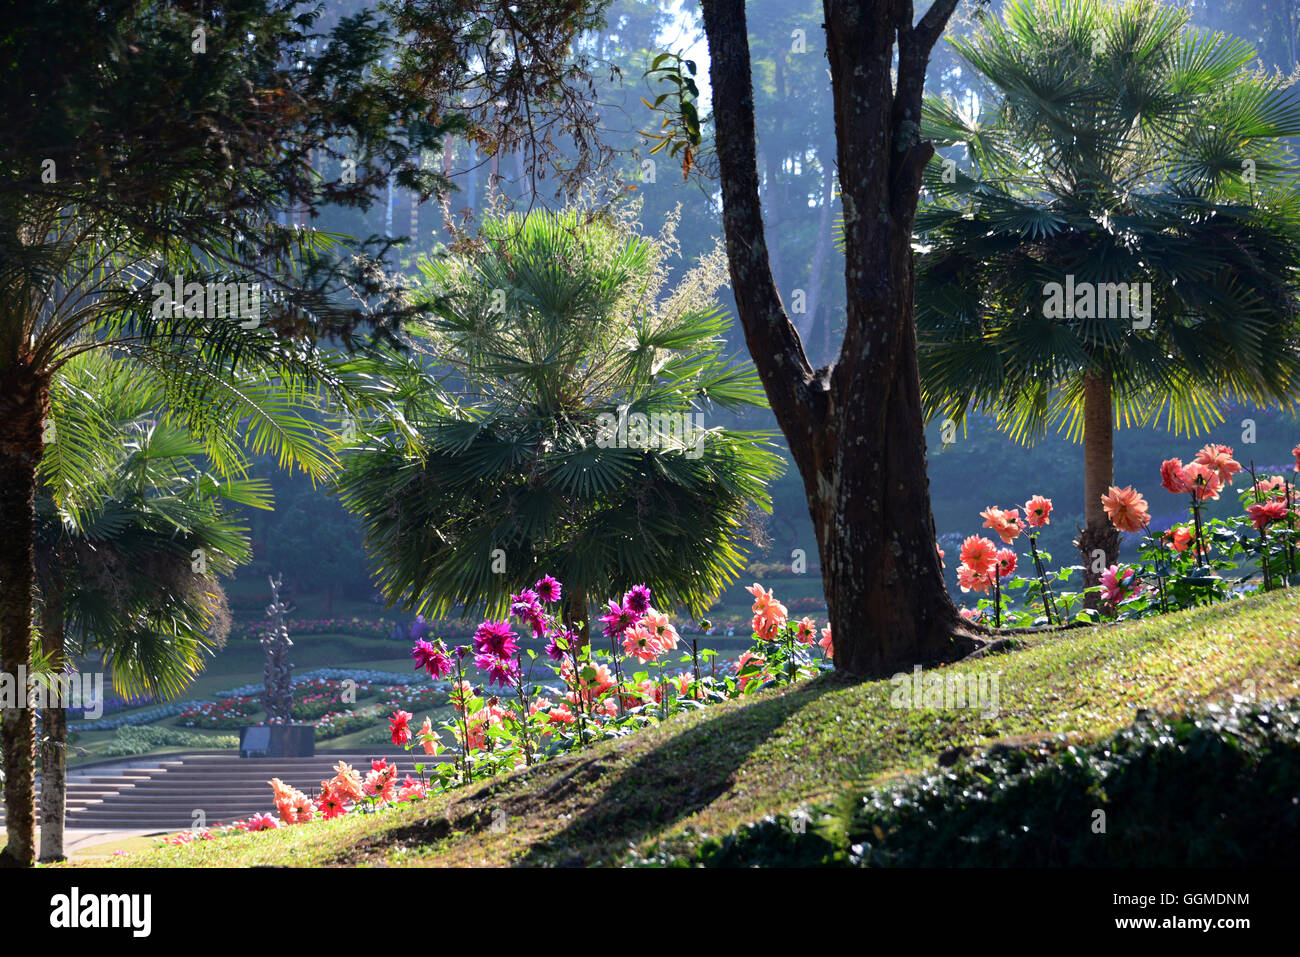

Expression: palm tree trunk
xmin=38 ymin=592 xmax=66 ymax=863
xmin=1080 ymin=372 xmax=1118 ymax=610
xmin=0 ymin=363 xmax=48 ymax=868
xmin=564 ymin=585 xmax=589 ymax=648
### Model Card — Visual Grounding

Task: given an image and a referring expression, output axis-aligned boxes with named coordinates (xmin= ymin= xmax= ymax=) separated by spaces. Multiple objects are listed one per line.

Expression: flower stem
xmin=691 ymin=637 xmax=701 ymax=700
xmin=514 ymin=658 xmax=532 ymax=767
xmin=568 ymin=641 xmax=588 ymax=748
xmin=453 ymin=654 xmax=472 ymax=786
xmin=608 ymin=633 xmax=627 ymax=718
xmin=993 ymin=574 xmax=1002 ymax=629
xmin=1029 ymin=534 xmax=1057 ymax=624
xmin=1190 ymin=491 xmax=1207 ymax=567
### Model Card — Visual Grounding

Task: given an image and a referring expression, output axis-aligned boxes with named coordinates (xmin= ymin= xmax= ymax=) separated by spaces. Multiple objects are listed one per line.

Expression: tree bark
xmin=564 ymin=585 xmax=590 ymax=648
xmin=1079 ymin=372 xmax=1118 ymax=609
xmin=702 ymin=0 xmax=978 ymax=678
xmin=38 ymin=592 xmax=66 ymax=863
xmin=0 ymin=360 xmax=48 ymax=868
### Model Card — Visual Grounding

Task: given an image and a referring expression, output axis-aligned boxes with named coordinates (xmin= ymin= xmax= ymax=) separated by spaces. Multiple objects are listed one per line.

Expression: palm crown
xmin=336 ymin=206 xmax=784 ymax=623
xmin=916 ymin=0 xmax=1300 ymax=443
xmin=36 ymin=353 xmax=268 ymax=699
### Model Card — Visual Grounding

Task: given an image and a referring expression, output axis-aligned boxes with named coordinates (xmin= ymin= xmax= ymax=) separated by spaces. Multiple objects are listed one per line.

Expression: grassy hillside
xmin=89 ymin=586 xmax=1300 ymax=868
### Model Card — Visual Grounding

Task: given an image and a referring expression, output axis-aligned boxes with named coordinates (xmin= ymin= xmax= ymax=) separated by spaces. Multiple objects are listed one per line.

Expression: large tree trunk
xmin=38 ymin=593 xmax=66 ymax=863
xmin=702 ymin=0 xmax=978 ymax=678
xmin=0 ymin=361 xmax=48 ymax=868
xmin=812 ymin=270 xmax=975 ymax=675
xmin=1079 ymin=372 xmax=1118 ymax=609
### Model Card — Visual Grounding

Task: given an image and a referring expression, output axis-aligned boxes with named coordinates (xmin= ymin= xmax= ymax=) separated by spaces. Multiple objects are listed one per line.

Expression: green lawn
xmin=83 ymin=585 xmax=1300 ymax=868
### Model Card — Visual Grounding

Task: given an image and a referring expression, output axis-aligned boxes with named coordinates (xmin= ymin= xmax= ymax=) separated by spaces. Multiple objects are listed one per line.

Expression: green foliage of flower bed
xmin=679 ymin=697 xmax=1300 ymax=867
xmin=100 ymin=726 xmax=240 ymax=757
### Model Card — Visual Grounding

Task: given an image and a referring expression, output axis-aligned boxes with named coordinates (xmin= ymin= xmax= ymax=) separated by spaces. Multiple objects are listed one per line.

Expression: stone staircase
xmin=0 ymin=750 xmax=454 ymax=831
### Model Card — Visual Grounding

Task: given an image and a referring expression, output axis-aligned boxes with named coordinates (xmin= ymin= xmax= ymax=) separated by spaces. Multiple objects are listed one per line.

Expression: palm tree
xmin=33 ymin=354 xmax=264 ymax=861
xmin=0 ymin=210 xmax=348 ymax=867
xmin=336 ymin=207 xmax=784 ymax=635
xmin=914 ymin=0 xmax=1300 ymax=602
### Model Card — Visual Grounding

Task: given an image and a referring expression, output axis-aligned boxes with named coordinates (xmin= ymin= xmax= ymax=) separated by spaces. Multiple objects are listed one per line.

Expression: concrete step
xmin=1 ymin=749 xmax=456 ymax=831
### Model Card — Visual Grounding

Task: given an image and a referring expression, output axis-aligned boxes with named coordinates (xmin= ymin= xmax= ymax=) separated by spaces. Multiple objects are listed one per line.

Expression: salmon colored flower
xmin=994 ymin=549 xmax=1017 ymax=578
xmin=734 ymin=650 xmax=772 ymax=692
xmin=1247 ymin=500 xmax=1289 ymax=531
xmin=751 ymin=612 xmax=782 ymax=642
xmin=530 ymin=697 xmax=577 ymax=728
xmin=642 ymin=608 xmax=680 ymax=652
xmin=1254 ymin=475 xmax=1287 ymax=499
xmin=959 ymin=535 xmax=997 ymax=575
xmin=795 ymin=617 xmax=817 ymax=644
xmin=1194 ymin=444 xmax=1241 ymax=486
xmin=980 ymin=507 xmax=1022 ymax=544
xmin=1184 ymin=462 xmax=1222 ymax=501
xmin=618 ymin=679 xmax=657 ymax=710
xmin=329 ymin=761 xmax=364 ymax=802
xmin=364 ymin=762 xmax=397 ymax=803
xmin=1293 ymin=443 xmax=1300 ymax=471
xmin=622 ymin=624 xmax=663 ymax=662
xmin=417 ymin=716 xmax=441 ymax=756
xmin=268 ymin=777 xmax=314 ymax=824
xmin=397 ymin=775 xmax=427 ymax=802
xmin=936 ymin=543 xmax=945 ymax=568
xmin=957 ymin=563 xmax=993 ymax=593
xmin=291 ymin=792 xmax=314 ymax=824
xmin=1164 ymin=525 xmax=1196 ymax=553
xmin=1023 ymin=495 xmax=1053 ymax=527
xmin=959 ymin=607 xmax=983 ymax=623
xmin=1101 ymin=485 xmax=1150 ymax=533
xmin=1161 ymin=458 xmax=1192 ymax=494
xmin=560 ymin=659 xmax=615 ymax=706
xmin=746 ymin=583 xmax=788 ymax=621
xmin=819 ymin=624 xmax=833 ymax=660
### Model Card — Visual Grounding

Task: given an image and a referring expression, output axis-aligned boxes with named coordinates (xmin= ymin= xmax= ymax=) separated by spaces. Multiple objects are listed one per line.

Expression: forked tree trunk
xmin=702 ymin=0 xmax=979 ymax=678
xmin=1079 ymin=373 xmax=1118 ymax=609
xmin=0 ymin=360 xmax=48 ymax=868
xmin=38 ymin=594 xmax=66 ymax=863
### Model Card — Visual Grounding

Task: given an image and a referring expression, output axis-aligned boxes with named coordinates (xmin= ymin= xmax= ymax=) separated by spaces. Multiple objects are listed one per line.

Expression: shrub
xmin=681 ymin=698 xmax=1300 ymax=867
xmin=99 ymin=726 xmax=239 ymax=757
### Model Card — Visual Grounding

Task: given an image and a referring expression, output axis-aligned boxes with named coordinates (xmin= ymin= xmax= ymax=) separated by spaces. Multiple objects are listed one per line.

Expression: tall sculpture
xmin=261 ymin=574 xmax=294 ymax=723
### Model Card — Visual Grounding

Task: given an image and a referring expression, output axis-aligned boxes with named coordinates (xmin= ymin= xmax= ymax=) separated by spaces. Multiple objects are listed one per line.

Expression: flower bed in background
xmin=68 ymin=701 xmax=195 ymax=733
